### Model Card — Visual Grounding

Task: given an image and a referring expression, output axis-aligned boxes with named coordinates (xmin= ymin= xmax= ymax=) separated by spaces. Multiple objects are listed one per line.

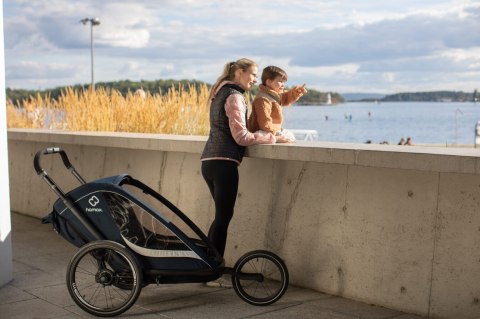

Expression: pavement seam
xmin=298 ymin=296 xmax=402 ymax=319
xmin=239 ymin=301 xmax=304 ymax=318
xmin=137 ymin=286 xmax=229 ymax=307
xmin=0 ymin=284 xmax=38 ymax=305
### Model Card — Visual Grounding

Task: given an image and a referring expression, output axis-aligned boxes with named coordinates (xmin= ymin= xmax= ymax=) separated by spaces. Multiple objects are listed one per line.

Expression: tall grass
xmin=6 ymin=84 xmax=211 ymax=135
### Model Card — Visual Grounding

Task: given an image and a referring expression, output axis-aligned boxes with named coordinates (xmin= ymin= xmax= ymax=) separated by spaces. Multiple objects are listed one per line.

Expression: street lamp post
xmin=80 ymin=18 xmax=100 ymax=90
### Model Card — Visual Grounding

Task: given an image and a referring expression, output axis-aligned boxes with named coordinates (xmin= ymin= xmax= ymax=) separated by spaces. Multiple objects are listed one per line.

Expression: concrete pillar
xmin=0 ymin=0 xmax=13 ymax=287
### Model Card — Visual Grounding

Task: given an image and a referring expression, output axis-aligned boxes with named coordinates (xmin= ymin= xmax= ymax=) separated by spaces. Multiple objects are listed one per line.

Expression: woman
xmin=201 ymin=58 xmax=275 ymax=265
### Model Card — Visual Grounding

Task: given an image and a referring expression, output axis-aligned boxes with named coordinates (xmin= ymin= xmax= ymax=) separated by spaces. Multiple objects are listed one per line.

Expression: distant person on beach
xmin=248 ymin=65 xmax=307 ymax=143
xmin=405 ymin=137 xmax=413 ymax=145
xmin=134 ymin=87 xmax=146 ymax=99
xmin=398 ymin=137 xmax=405 ymax=145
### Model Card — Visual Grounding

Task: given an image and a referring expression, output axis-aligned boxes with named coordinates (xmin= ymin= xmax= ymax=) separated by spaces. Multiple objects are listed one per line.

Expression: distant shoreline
xmin=296 ymin=100 xmax=479 ymax=105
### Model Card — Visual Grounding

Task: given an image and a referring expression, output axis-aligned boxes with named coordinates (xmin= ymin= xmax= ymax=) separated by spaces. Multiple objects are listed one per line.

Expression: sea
xmin=282 ymin=101 xmax=480 ymax=146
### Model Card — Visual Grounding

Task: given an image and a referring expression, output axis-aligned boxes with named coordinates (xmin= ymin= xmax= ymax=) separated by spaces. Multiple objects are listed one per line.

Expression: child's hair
xmin=261 ymin=66 xmax=288 ymax=85
xmin=208 ymin=58 xmax=257 ymax=106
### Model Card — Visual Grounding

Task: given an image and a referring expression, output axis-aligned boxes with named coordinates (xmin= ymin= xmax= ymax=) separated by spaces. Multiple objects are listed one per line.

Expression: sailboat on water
xmin=326 ymin=92 xmax=332 ymax=105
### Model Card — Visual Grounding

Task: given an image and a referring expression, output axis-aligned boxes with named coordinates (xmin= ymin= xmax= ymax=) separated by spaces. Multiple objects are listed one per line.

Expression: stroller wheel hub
xmin=96 ymin=269 xmax=114 ymax=285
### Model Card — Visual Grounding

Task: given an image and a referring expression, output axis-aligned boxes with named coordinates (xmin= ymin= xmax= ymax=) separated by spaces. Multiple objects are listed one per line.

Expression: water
xmin=282 ymin=102 xmax=480 ymax=145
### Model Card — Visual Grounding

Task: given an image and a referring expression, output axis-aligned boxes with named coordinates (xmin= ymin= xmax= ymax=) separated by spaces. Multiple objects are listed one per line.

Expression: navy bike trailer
xmin=35 ymin=147 xmax=289 ymax=317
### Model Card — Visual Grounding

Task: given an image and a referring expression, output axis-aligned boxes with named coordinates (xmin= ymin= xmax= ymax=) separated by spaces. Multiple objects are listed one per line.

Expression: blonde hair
xmin=208 ymin=58 xmax=257 ymax=106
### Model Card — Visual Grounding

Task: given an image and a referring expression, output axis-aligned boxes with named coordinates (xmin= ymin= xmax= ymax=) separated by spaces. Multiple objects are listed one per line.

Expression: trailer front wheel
xmin=232 ymin=250 xmax=289 ymax=306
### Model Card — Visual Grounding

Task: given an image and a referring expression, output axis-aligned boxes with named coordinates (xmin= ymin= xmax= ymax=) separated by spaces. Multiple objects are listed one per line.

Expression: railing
xmin=288 ymin=129 xmax=318 ymax=141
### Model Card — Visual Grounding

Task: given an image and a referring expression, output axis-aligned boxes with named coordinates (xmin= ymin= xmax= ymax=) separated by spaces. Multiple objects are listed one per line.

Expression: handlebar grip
xmin=34 ymin=147 xmax=74 ymax=175
xmin=44 ymin=147 xmax=61 ymax=154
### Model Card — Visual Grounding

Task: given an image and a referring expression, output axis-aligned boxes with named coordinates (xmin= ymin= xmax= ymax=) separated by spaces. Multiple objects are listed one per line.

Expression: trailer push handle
xmin=33 ymin=147 xmax=102 ymax=240
xmin=34 ymin=147 xmax=86 ymax=184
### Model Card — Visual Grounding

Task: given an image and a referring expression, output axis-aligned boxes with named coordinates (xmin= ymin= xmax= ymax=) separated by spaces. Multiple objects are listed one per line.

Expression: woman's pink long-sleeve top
xmin=201 ymin=81 xmax=275 ymax=163
xmin=225 ymin=92 xmax=275 ymax=146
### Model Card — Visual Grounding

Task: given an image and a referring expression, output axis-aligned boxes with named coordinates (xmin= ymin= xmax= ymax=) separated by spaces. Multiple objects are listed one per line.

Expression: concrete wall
xmin=8 ymin=128 xmax=480 ymax=319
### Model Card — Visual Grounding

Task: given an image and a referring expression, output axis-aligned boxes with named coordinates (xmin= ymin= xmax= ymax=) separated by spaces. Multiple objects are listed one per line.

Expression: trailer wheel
xmin=232 ymin=250 xmax=289 ymax=306
xmin=66 ymin=240 xmax=142 ymax=317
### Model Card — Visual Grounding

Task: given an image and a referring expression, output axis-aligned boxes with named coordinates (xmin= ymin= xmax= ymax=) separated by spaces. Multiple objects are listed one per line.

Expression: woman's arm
xmin=225 ymin=94 xmax=275 ymax=146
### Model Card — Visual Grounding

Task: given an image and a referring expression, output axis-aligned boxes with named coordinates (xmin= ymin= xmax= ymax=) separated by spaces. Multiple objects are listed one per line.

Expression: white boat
xmin=326 ymin=92 xmax=332 ymax=105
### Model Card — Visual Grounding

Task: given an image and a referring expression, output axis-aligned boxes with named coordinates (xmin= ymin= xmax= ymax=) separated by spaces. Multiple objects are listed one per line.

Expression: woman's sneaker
xmin=206 ymin=275 xmax=232 ymax=288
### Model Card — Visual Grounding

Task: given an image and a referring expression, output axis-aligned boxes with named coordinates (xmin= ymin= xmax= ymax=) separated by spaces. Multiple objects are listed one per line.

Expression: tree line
xmin=6 ymin=79 xmax=206 ymax=106
xmin=6 ymin=79 xmax=343 ymax=107
xmin=379 ymin=90 xmax=478 ymax=102
xmin=10 ymin=79 xmax=474 ymax=105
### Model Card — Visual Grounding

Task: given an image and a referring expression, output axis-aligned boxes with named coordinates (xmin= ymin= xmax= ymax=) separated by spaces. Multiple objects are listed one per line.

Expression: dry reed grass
xmin=6 ymin=84 xmax=211 ymax=135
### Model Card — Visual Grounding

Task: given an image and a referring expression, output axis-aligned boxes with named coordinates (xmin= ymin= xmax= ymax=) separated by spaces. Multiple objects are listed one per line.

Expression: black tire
xmin=66 ymin=240 xmax=143 ymax=317
xmin=232 ymin=250 xmax=289 ymax=306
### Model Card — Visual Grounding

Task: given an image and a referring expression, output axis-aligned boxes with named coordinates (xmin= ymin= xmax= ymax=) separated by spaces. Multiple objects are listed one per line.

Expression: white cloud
xmin=4 ymin=0 xmax=480 ymax=93
xmin=100 ymin=29 xmax=150 ymax=48
xmin=440 ymin=47 xmax=480 ymax=62
xmin=7 ymin=61 xmax=78 ymax=79
xmin=382 ymin=73 xmax=395 ymax=83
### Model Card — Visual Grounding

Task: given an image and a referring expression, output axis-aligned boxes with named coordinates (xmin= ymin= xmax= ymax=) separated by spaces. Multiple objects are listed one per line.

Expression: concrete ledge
xmin=7 ymin=128 xmax=207 ymax=154
xmin=9 ymin=128 xmax=480 ymax=174
xmin=250 ymin=142 xmax=480 ymax=174
xmin=7 ymin=129 xmax=480 ymax=319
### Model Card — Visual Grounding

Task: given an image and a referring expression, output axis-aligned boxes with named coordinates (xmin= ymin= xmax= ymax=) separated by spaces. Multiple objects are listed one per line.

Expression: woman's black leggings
xmin=201 ymin=160 xmax=239 ymax=257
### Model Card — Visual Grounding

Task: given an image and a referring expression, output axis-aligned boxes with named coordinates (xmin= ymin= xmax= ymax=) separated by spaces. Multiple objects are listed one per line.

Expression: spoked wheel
xmin=66 ymin=240 xmax=143 ymax=317
xmin=232 ymin=250 xmax=289 ymax=306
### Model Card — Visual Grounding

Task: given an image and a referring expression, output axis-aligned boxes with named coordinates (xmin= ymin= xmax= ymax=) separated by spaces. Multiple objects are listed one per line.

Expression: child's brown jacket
xmin=248 ymin=84 xmax=302 ymax=134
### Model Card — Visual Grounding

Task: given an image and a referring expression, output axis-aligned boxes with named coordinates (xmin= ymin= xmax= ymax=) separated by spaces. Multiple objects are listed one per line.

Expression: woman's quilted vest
xmin=201 ymin=84 xmax=246 ymax=162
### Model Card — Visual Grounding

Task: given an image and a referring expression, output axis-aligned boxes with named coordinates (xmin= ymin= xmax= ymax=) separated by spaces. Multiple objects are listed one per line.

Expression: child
xmin=248 ymin=65 xmax=307 ymax=143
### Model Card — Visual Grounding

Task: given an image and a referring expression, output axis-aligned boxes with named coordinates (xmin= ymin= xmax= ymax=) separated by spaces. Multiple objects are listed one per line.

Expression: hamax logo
xmin=86 ymin=195 xmax=103 ymax=213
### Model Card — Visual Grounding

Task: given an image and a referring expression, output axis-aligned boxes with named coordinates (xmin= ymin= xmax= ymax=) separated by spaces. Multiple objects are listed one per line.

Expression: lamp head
xmin=79 ymin=18 xmax=100 ymax=26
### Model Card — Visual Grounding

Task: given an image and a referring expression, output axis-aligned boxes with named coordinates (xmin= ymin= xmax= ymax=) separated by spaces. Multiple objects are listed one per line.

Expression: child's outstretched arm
xmin=280 ymin=84 xmax=308 ymax=106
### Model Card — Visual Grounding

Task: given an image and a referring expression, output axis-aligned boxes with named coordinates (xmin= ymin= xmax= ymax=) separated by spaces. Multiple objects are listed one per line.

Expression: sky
xmin=3 ymin=0 xmax=480 ymax=94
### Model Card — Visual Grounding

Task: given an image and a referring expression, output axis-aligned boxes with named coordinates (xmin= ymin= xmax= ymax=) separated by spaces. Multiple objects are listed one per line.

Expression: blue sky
xmin=3 ymin=0 xmax=480 ymax=93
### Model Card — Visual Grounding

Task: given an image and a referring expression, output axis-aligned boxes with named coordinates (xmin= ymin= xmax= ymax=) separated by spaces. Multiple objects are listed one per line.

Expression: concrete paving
xmin=0 ymin=213 xmax=427 ymax=319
